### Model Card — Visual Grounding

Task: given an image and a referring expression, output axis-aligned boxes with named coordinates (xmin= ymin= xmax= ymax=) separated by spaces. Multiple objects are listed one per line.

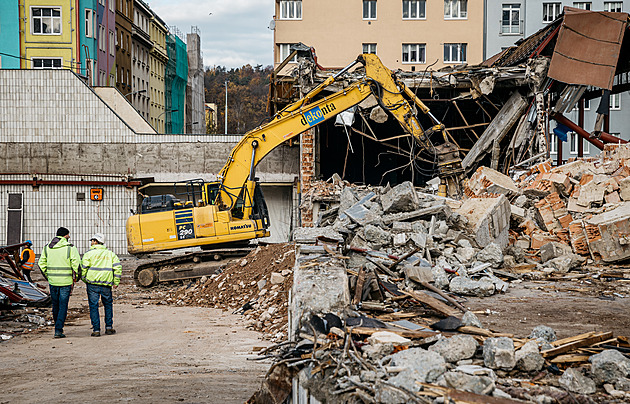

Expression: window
xmin=109 ymin=0 xmax=114 ymax=13
xmin=583 ymin=138 xmax=590 ymax=154
xmin=363 ymin=0 xmax=377 ymax=19
xmin=85 ymin=9 xmax=95 ymax=37
xmin=444 ymin=43 xmax=466 ymax=63
xmin=402 ymin=44 xmax=426 ymax=63
xmin=32 ymin=7 xmax=61 ymax=34
xmin=109 ymin=30 xmax=115 ymax=55
xmin=279 ymin=0 xmax=302 ymax=19
xmin=279 ymin=43 xmax=298 ymax=63
xmin=610 ymin=93 xmax=621 ymax=110
xmin=570 ymin=132 xmax=578 ymax=154
xmin=550 ymin=134 xmax=557 ymax=154
xmin=501 ymin=4 xmax=521 ymax=34
xmin=362 ymin=43 xmax=377 ymax=54
xmin=573 ymin=2 xmax=591 ymax=9
xmin=98 ymin=24 xmax=105 ymax=50
xmin=32 ymin=57 xmax=62 ymax=68
xmin=444 ymin=0 xmax=467 ymax=19
xmin=403 ymin=0 xmax=426 ymax=19
xmin=604 ymin=2 xmax=622 ymax=11
xmin=543 ymin=3 xmax=562 ymax=23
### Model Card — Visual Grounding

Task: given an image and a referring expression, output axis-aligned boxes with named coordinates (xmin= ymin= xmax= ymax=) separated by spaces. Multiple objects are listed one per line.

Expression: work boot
xmin=91 ymin=331 xmax=101 ymax=337
xmin=54 ymin=332 xmax=66 ymax=339
xmin=105 ymin=328 xmax=116 ymax=335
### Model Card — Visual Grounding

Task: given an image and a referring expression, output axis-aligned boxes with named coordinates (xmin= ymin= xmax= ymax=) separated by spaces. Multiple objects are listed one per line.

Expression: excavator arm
xmin=217 ymin=53 xmax=447 ymax=211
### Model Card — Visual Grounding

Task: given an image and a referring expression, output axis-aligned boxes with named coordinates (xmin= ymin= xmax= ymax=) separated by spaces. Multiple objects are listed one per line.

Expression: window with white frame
xmin=572 ymin=98 xmax=590 ymax=111
xmin=550 ymin=135 xmax=558 ymax=154
xmin=543 ymin=3 xmax=562 ymax=23
xmin=32 ymin=57 xmax=62 ymax=68
xmin=583 ymin=138 xmax=590 ymax=154
xmin=109 ymin=30 xmax=115 ymax=55
xmin=570 ymin=131 xmax=578 ymax=154
xmin=572 ymin=1 xmax=591 ymax=9
xmin=610 ymin=93 xmax=621 ymax=110
xmin=32 ymin=7 xmax=62 ymax=34
xmin=402 ymin=44 xmax=426 ymax=63
xmin=109 ymin=0 xmax=114 ymax=12
xmin=363 ymin=0 xmax=377 ymax=19
xmin=279 ymin=0 xmax=302 ymax=19
xmin=501 ymin=4 xmax=521 ymax=34
xmin=604 ymin=1 xmax=622 ymax=11
xmin=403 ymin=0 xmax=426 ymax=19
xmin=279 ymin=44 xmax=298 ymax=63
xmin=444 ymin=43 xmax=467 ymax=63
xmin=85 ymin=9 xmax=95 ymax=37
xmin=362 ymin=43 xmax=377 ymax=54
xmin=444 ymin=0 xmax=467 ymax=19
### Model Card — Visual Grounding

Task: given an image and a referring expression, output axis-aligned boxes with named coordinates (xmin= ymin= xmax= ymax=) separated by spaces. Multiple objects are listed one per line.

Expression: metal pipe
xmin=0 ymin=180 xmax=141 ymax=187
xmin=552 ymin=113 xmax=605 ymax=150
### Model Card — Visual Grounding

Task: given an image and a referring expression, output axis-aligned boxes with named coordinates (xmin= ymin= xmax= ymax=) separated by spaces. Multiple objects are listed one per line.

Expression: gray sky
xmin=147 ymin=0 xmax=275 ymax=69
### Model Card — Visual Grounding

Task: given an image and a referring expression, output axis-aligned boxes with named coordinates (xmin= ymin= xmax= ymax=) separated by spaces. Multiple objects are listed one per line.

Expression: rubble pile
xmin=0 ymin=307 xmax=54 ymax=342
xmin=155 ymin=244 xmax=296 ymax=341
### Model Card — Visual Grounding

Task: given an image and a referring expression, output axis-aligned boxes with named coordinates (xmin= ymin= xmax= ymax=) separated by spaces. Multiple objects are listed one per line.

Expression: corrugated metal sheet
xmin=548 ymin=7 xmax=629 ymax=90
xmin=0 ymin=184 xmax=136 ymax=256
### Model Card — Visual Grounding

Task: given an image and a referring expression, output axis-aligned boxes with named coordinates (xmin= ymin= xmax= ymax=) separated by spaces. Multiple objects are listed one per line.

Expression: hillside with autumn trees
xmin=204 ymin=64 xmax=273 ymax=134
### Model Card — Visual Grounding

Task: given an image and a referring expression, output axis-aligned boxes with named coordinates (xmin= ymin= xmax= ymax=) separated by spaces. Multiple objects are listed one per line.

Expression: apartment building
xmin=116 ymin=0 xmax=133 ymax=96
xmin=130 ymin=0 xmax=152 ymax=119
xmin=149 ymin=14 xmax=168 ymax=132
xmin=485 ymin=0 xmax=629 ymax=161
xmin=273 ymin=0 xmax=483 ymax=71
xmin=0 ymin=0 xmax=21 ymax=68
xmin=96 ymin=0 xmax=116 ymax=86
xmin=166 ymin=28 xmax=187 ymax=134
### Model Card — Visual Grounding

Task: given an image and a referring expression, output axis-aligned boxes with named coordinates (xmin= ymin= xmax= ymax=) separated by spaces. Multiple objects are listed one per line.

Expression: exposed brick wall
xmin=300 ymin=129 xmax=316 ymax=227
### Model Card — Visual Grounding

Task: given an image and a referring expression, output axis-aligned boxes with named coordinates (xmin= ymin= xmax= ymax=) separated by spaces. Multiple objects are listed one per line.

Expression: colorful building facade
xmin=0 ymin=0 xmax=21 ymax=68
xmin=115 ymin=0 xmax=133 ymax=96
xmin=96 ymin=0 xmax=116 ymax=85
xmin=149 ymin=14 xmax=168 ymax=132
xmin=165 ymin=29 xmax=187 ymax=134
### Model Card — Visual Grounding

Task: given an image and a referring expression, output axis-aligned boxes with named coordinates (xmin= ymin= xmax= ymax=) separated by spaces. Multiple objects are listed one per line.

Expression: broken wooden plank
xmin=403 ymin=290 xmax=461 ymax=318
xmin=542 ymin=332 xmax=613 ymax=358
xmin=418 ymin=281 xmax=467 ymax=313
xmin=418 ymin=383 xmax=526 ymax=404
xmin=348 ymin=326 xmax=438 ymax=339
xmin=366 ymin=257 xmax=399 ymax=278
xmin=550 ymin=331 xmax=597 ymax=347
xmin=352 ymin=267 xmax=367 ymax=306
xmin=550 ymin=354 xmax=591 ymax=364
xmin=457 ymin=326 xmax=514 ymax=339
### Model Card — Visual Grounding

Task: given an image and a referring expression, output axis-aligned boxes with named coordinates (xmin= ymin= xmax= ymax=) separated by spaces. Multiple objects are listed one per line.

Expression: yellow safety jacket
xmin=81 ymin=244 xmax=122 ymax=287
xmin=20 ymin=248 xmax=35 ymax=270
xmin=38 ymin=237 xmax=81 ymax=287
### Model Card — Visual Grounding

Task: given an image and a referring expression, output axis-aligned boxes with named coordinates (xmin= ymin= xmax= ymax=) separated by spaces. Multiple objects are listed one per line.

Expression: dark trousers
xmin=22 ymin=269 xmax=33 ymax=283
xmin=49 ymin=285 xmax=72 ymax=334
xmin=86 ymin=283 xmax=113 ymax=332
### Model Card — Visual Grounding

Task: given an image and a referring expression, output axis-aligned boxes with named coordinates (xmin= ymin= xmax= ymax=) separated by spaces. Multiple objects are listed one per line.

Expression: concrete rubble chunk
xmin=367 ymin=331 xmax=411 ymax=345
xmin=428 ymin=334 xmax=479 ymax=363
xmin=381 ymin=181 xmax=420 ymax=214
xmin=585 ymin=202 xmax=630 ymax=262
xmin=529 ymin=325 xmax=557 ymax=343
xmin=546 ymin=254 xmax=585 ymax=273
xmin=466 ymin=166 xmax=519 ymax=197
xmin=363 ymin=224 xmax=391 ymax=248
xmin=515 ymin=340 xmax=545 ymax=372
xmin=449 ymin=276 xmax=496 ymax=297
xmin=292 ymin=226 xmax=344 ymax=244
xmin=431 ymin=264 xmax=451 ymax=290
xmin=384 ymin=348 xmax=447 ymax=391
xmin=615 ymin=377 xmax=630 ymax=391
xmin=589 ymin=349 xmax=630 ymax=385
xmin=558 ymin=367 xmax=597 ymax=395
xmin=540 ymin=241 xmax=573 ymax=263
xmin=438 ymin=371 xmax=495 ymax=395
xmin=456 ymin=195 xmax=511 ymax=249
xmin=475 ymin=242 xmax=504 ymax=268
xmin=461 ymin=311 xmax=484 ymax=328
xmin=483 ymin=337 xmax=516 ymax=370
xmin=404 ymin=265 xmax=433 ymax=283
xmin=270 ymin=272 xmax=285 ymax=285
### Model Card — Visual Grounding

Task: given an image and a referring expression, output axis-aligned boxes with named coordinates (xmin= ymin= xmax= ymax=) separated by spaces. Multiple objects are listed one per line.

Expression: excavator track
xmin=133 ymin=247 xmax=253 ymax=287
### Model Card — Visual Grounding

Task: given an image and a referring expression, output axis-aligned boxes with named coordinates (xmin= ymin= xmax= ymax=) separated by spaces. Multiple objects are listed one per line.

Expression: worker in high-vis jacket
xmin=38 ymin=227 xmax=81 ymax=339
xmin=18 ymin=240 xmax=35 ymax=282
xmin=81 ymin=233 xmax=121 ymax=337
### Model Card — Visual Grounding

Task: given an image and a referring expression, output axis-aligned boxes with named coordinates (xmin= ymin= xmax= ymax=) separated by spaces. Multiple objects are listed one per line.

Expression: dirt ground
xmin=465 ymin=279 xmax=630 ymax=339
xmin=0 ymin=279 xmax=270 ymax=404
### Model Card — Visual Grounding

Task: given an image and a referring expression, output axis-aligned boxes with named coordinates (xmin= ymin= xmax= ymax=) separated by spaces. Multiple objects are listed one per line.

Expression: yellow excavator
xmin=127 ymin=54 xmax=463 ymax=286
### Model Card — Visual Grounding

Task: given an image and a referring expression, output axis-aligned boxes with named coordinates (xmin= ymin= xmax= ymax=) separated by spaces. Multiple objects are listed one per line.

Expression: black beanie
xmin=56 ymin=227 xmax=70 ymax=237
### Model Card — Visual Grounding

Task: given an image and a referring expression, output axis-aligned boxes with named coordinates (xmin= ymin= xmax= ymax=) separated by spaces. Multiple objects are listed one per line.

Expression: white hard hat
xmin=91 ymin=233 xmax=105 ymax=244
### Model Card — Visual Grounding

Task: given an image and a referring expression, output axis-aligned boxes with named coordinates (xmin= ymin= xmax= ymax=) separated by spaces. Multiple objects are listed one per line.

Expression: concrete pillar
xmin=300 ymin=129 xmax=316 ymax=227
